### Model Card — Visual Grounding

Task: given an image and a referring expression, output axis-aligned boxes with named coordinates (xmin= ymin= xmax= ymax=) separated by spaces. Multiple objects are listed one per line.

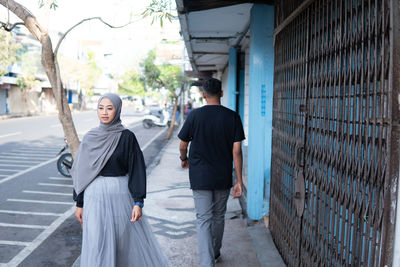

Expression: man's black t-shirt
xmin=178 ymin=105 xmax=245 ymax=190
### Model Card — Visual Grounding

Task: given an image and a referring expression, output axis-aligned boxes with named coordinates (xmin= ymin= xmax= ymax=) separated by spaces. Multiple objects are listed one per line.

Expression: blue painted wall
xmin=238 ymin=69 xmax=245 ymax=120
xmin=247 ymin=4 xmax=274 ymax=220
xmin=227 ymin=47 xmax=237 ymax=111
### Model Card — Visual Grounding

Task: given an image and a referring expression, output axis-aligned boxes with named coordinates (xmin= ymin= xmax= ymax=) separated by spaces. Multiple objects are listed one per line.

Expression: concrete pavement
xmin=73 ymin=135 xmax=285 ymax=267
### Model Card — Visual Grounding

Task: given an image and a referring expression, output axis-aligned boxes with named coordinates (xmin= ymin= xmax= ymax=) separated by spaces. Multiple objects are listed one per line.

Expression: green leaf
xmin=50 ymin=3 xmax=58 ymax=10
xmin=38 ymin=0 xmax=45 ymax=8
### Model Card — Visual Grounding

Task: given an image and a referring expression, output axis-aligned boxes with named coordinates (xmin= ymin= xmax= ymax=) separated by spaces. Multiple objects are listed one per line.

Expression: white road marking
xmin=0 ymin=174 xmax=7 ymax=177
xmin=162 ymin=223 xmax=195 ymax=230
xmin=0 ymin=210 xmax=62 ymax=216
xmin=14 ymin=148 xmax=60 ymax=153
xmin=0 ymin=157 xmax=58 ymax=185
xmin=0 ymin=159 xmax=42 ymax=164
xmin=6 ymin=206 xmax=76 ymax=267
xmin=0 ymin=155 xmax=51 ymax=160
xmin=0 ymin=151 xmax=55 ymax=156
xmin=38 ymin=183 xmax=73 ymax=188
xmin=23 ymin=190 xmax=71 ymax=196
xmin=0 ymin=169 xmax=16 ymax=172
xmin=0 ymin=222 xmax=47 ymax=230
xmin=142 ymin=128 xmax=167 ymax=151
xmin=0 ymin=132 xmax=22 ymax=138
xmin=0 ymin=240 xmax=30 ymax=246
xmin=0 ymin=163 xmax=30 ymax=167
xmin=7 ymin=198 xmax=74 ymax=205
xmin=48 ymin=177 xmax=72 ymax=181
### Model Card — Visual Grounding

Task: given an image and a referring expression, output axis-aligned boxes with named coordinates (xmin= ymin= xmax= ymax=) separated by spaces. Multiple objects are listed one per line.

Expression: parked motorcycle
xmin=142 ymin=108 xmax=171 ymax=129
xmin=57 ymin=138 xmax=73 ymax=177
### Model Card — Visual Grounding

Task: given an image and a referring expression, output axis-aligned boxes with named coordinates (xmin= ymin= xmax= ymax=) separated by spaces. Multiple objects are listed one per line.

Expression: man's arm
xmin=232 ymin=141 xmax=243 ymax=198
xmin=179 ymin=141 xmax=189 ymax=169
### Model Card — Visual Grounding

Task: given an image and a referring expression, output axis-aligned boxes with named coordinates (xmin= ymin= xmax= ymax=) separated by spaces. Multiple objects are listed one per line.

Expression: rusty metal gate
xmin=270 ymin=0 xmax=400 ymax=266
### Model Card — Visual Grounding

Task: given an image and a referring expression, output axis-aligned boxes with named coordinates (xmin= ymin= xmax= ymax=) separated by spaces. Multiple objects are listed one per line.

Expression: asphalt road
xmin=0 ymin=107 xmax=169 ymax=267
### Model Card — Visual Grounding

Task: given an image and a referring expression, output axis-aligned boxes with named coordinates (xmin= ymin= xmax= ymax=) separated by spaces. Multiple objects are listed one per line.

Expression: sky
xmin=0 ymin=0 xmax=183 ymax=76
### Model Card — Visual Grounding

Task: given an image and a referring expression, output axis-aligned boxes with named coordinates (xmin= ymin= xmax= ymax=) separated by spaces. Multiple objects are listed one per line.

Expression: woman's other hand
xmin=75 ymin=207 xmax=83 ymax=223
xmin=130 ymin=205 xmax=142 ymax=222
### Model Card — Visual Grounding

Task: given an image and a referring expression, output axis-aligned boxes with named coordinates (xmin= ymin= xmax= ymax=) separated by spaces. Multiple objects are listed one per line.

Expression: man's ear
xmin=220 ymin=90 xmax=224 ymax=97
xmin=202 ymin=91 xmax=207 ymax=99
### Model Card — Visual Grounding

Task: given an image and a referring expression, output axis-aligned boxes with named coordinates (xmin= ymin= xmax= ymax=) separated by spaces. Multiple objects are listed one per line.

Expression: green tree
xmin=140 ymin=49 xmax=187 ymax=139
xmin=80 ymin=51 xmax=102 ymax=92
xmin=59 ymin=50 xmax=102 ymax=101
xmin=0 ymin=30 xmax=20 ymax=77
xmin=0 ymin=0 xmax=135 ymax=157
xmin=118 ymin=68 xmax=145 ymax=97
xmin=142 ymin=0 xmax=175 ymax=27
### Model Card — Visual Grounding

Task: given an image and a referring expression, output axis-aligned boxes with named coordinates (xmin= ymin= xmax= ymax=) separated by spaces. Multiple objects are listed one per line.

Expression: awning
xmin=176 ymin=0 xmax=274 ymax=75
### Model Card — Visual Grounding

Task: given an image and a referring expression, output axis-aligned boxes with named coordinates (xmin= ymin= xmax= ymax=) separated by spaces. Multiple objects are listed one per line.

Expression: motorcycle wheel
xmin=57 ymin=153 xmax=73 ymax=177
xmin=143 ymin=119 xmax=153 ymax=129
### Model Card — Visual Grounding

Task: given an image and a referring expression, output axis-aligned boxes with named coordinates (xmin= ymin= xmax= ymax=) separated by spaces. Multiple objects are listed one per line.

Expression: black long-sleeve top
xmin=74 ymin=129 xmax=146 ymax=208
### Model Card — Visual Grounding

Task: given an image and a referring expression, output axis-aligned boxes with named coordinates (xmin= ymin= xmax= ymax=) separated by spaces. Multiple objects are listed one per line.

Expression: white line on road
xmin=38 ymin=183 xmax=73 ymax=188
xmin=6 ymin=206 xmax=76 ymax=267
xmin=0 ymin=209 xmax=62 ymax=216
xmin=0 ymin=169 xmax=17 ymax=172
xmin=0 ymin=151 xmax=55 ymax=156
xmin=141 ymin=128 xmax=167 ymax=151
xmin=0 ymin=222 xmax=47 ymax=229
xmin=0 ymin=163 xmax=30 ymax=167
xmin=7 ymin=198 xmax=74 ymax=205
xmin=0 ymin=240 xmax=30 ymax=246
xmin=0 ymin=174 xmax=7 ymax=177
xmin=0 ymin=132 xmax=22 ymax=138
xmin=0 ymin=157 xmax=57 ymax=185
xmin=14 ymin=148 xmax=60 ymax=152
xmin=23 ymin=190 xmax=71 ymax=196
xmin=0 ymin=155 xmax=52 ymax=160
xmin=0 ymin=159 xmax=42 ymax=164
xmin=48 ymin=177 xmax=72 ymax=181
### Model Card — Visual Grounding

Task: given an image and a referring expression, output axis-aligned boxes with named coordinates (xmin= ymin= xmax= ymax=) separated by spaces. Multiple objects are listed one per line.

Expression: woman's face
xmin=97 ymin=97 xmax=116 ymax=124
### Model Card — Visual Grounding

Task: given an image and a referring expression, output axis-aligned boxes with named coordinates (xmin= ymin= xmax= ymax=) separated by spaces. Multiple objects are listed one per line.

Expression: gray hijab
xmin=72 ymin=93 xmax=125 ymax=195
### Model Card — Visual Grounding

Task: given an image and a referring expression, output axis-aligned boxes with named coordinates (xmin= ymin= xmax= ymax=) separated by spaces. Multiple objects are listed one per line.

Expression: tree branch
xmin=0 ymin=21 xmax=24 ymax=31
xmin=156 ymin=77 xmax=166 ymax=88
xmin=54 ymin=17 xmax=136 ymax=56
xmin=0 ymin=0 xmax=44 ymax=40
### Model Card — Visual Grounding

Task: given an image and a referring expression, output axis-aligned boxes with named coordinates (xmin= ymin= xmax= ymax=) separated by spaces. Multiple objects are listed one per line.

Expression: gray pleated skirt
xmin=81 ymin=176 xmax=170 ymax=267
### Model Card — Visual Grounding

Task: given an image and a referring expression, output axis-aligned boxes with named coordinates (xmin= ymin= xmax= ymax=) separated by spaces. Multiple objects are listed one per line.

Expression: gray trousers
xmin=192 ymin=189 xmax=230 ymax=267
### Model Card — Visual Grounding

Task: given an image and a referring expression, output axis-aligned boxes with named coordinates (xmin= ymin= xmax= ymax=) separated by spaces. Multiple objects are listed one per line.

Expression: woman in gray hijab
xmin=72 ymin=93 xmax=170 ymax=267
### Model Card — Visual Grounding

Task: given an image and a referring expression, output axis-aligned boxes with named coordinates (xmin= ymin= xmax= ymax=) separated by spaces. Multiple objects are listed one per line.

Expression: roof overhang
xmin=178 ymin=0 xmax=274 ymax=13
xmin=176 ymin=0 xmax=274 ymax=76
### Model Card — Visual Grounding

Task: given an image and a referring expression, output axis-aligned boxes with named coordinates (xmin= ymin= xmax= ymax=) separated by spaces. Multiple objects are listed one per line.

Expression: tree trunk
xmin=0 ymin=0 xmax=80 ymax=157
xmin=166 ymin=94 xmax=178 ymax=140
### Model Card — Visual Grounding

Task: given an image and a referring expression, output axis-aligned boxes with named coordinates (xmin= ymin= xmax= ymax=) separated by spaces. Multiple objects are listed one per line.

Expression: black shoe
xmin=215 ymin=253 xmax=221 ymax=263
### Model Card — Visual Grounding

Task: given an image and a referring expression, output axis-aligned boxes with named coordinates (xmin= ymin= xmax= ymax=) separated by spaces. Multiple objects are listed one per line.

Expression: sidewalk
xmin=73 ymin=136 xmax=285 ymax=267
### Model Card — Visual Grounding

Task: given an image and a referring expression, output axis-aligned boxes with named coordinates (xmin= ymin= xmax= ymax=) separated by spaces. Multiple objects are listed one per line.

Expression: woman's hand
xmin=75 ymin=207 xmax=83 ymax=223
xmin=130 ymin=205 xmax=142 ymax=222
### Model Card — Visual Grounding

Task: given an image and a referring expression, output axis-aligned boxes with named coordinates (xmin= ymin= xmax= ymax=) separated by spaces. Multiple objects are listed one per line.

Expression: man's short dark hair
xmin=202 ymin=78 xmax=221 ymax=96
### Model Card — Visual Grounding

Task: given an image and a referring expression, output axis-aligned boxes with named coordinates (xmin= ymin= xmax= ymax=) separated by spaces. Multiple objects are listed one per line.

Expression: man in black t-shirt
xmin=178 ymin=78 xmax=245 ymax=267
